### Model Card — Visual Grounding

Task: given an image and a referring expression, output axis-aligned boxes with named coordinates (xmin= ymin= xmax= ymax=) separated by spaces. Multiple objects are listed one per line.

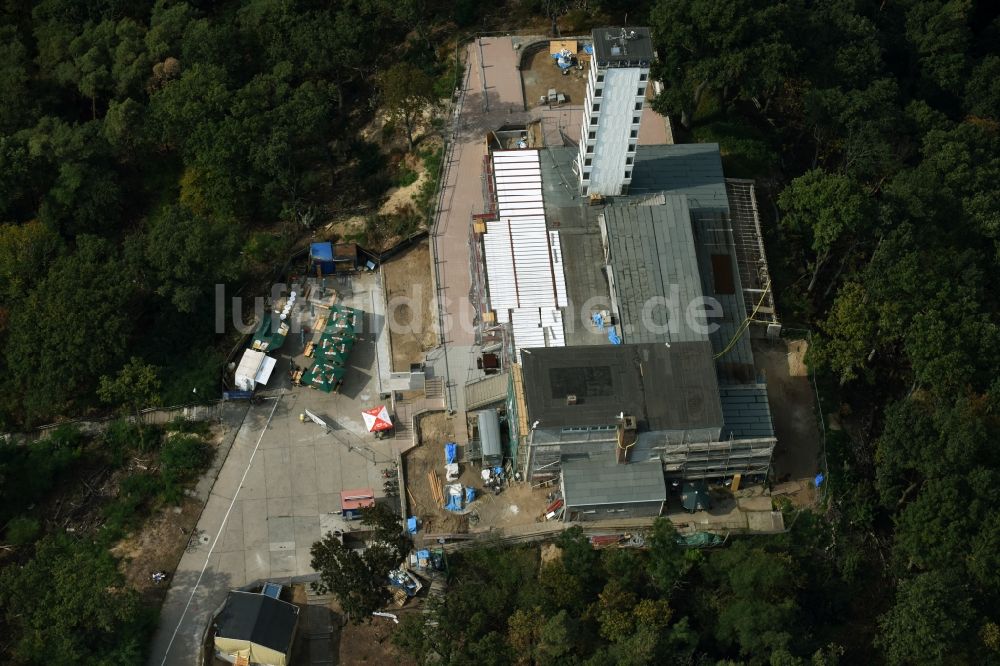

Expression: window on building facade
xmin=640 ymin=72 xmax=648 ymax=81
xmin=584 ymin=158 xmax=592 ymax=166
xmin=592 ymin=103 xmax=600 ymax=112
xmin=583 ymin=170 xmax=590 ymax=180
xmin=630 ymin=129 xmax=638 ymax=138
xmin=628 ymin=143 xmax=636 ymax=152
xmin=626 ymin=156 xmax=633 ymax=165
xmin=594 ymin=87 xmax=602 ymax=97
xmin=634 ymin=102 xmax=643 ymax=111
xmin=632 ymin=116 xmax=640 ymax=124
xmin=624 ymin=170 xmax=631 ymax=179
xmin=588 ymin=131 xmax=596 ymax=140
xmin=638 ymin=87 xmax=646 ymax=96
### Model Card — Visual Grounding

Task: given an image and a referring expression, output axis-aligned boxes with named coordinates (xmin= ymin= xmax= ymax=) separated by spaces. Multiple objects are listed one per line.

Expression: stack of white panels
xmin=483 ymin=150 xmax=568 ymax=357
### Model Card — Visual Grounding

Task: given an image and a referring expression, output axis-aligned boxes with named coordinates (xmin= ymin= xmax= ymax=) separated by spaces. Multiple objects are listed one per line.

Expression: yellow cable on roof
xmin=713 ymin=278 xmax=771 ymax=360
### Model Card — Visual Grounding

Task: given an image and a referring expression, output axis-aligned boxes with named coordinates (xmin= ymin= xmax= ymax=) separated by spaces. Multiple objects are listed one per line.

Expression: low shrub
xmin=5 ymin=516 xmax=40 ymax=546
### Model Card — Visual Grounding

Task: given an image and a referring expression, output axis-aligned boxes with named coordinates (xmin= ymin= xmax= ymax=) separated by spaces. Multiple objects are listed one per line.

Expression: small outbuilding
xmin=213 ymin=590 xmax=299 ymax=666
xmin=234 ymin=349 xmax=277 ymax=392
xmin=477 ymin=409 xmax=503 ymax=466
xmin=561 ymin=455 xmax=666 ymax=521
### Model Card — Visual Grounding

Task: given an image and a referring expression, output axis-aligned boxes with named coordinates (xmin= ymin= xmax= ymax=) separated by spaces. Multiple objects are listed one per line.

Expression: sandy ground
xmin=752 ymin=337 xmax=822 ymax=504
xmin=403 ymin=412 xmax=551 ymax=535
xmin=111 ymin=498 xmax=204 ymax=605
xmin=382 ymin=241 xmax=437 ymax=371
xmin=108 ymin=426 xmax=226 ymax=605
xmin=338 ymin=615 xmax=419 ymax=665
xmin=521 ymin=45 xmax=589 ymax=108
xmin=403 ymin=412 xmax=468 ymax=534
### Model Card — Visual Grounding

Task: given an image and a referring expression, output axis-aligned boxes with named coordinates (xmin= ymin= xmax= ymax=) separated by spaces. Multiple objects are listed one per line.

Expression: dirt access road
xmin=382 ymin=240 xmax=437 ymax=372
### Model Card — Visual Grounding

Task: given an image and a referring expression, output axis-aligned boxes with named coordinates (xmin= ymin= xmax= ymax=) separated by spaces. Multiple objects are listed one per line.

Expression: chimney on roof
xmin=616 ymin=414 xmax=638 ymax=464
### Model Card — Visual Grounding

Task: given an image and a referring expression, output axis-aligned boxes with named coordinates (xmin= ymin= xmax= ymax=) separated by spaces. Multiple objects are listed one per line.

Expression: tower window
xmin=588 ymin=131 xmax=596 ymax=140
xmin=640 ymin=72 xmax=648 ymax=82
xmin=634 ymin=102 xmax=643 ymax=111
xmin=626 ymin=156 xmax=633 ymax=165
xmin=583 ymin=171 xmax=591 ymax=180
xmin=590 ymin=116 xmax=599 ymax=126
xmin=624 ymin=170 xmax=632 ymax=179
xmin=628 ymin=143 xmax=636 ymax=152
xmin=637 ymin=87 xmax=646 ymax=96
xmin=592 ymin=103 xmax=600 ymax=112
xmin=630 ymin=129 xmax=638 ymax=138
xmin=596 ymin=74 xmax=604 ymax=83
xmin=632 ymin=116 xmax=640 ymax=125
xmin=586 ymin=145 xmax=594 ymax=154
xmin=584 ymin=158 xmax=592 ymax=166
xmin=594 ymin=88 xmax=602 ymax=97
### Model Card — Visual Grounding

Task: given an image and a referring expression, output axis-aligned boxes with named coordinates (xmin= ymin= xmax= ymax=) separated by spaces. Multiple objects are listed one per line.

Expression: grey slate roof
xmin=603 ymin=198 xmax=708 ymax=345
xmin=215 ymin=590 xmax=298 ymax=654
xmin=720 ymin=384 xmax=775 ymax=439
xmin=630 ymin=143 xmax=731 ymax=214
xmin=591 ymin=27 xmax=654 ymax=67
xmin=562 ymin=455 xmax=666 ymax=507
xmin=519 ymin=342 xmax=723 ymax=431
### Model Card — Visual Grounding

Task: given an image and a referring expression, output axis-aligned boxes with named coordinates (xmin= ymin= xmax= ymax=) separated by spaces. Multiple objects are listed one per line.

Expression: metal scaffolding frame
xmin=725 ymin=179 xmax=780 ymax=332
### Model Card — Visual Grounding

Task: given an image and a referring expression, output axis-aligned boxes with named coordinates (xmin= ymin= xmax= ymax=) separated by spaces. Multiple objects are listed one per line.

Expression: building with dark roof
xmin=213 ymin=589 xmax=299 ymax=666
xmin=561 ymin=454 xmax=666 ymax=521
xmin=509 ymin=142 xmax=777 ymax=483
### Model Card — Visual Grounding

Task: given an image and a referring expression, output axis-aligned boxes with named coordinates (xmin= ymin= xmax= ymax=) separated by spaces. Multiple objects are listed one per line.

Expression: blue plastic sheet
xmin=406 ymin=517 xmax=418 ymax=534
xmin=445 ymin=442 xmax=457 ymax=464
xmin=465 ymin=487 xmax=476 ymax=503
xmin=444 ymin=495 xmax=463 ymax=512
xmin=608 ymin=328 xmax=622 ymax=344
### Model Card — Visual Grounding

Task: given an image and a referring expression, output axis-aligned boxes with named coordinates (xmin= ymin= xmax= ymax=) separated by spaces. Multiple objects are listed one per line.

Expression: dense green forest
xmin=1 ymin=0 xmax=999 ymax=663
xmin=0 ymin=0 xmax=473 ymax=429
xmin=646 ymin=0 xmax=1000 ymax=662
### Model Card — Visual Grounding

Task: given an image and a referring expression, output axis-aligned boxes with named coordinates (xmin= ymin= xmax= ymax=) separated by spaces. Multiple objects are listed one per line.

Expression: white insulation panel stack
xmin=484 ymin=150 xmax=568 ymax=358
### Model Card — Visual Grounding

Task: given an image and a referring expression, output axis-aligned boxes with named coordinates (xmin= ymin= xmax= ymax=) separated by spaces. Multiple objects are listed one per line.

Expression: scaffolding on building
xmin=725 ymin=179 xmax=780 ymax=335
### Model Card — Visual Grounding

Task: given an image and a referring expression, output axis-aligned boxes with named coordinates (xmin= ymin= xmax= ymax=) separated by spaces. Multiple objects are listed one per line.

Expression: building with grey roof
xmin=560 ymin=454 xmax=666 ymax=521
xmin=483 ymin=28 xmax=779 ymax=494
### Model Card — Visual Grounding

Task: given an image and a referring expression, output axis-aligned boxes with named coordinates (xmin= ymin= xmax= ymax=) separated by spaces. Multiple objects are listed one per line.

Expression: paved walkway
xmin=148 ymin=275 xmax=406 ymax=666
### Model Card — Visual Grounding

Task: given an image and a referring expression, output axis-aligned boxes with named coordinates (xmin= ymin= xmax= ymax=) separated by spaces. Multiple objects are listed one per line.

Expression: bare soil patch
xmin=338 ymin=614 xmax=419 ymax=665
xmin=404 ymin=412 xmax=551 ymax=535
xmin=382 ymin=240 xmax=437 ymax=371
xmin=110 ymin=498 xmax=203 ymax=604
xmin=753 ymin=337 xmax=822 ymax=502
xmin=521 ymin=44 xmax=589 ymax=109
xmin=404 ymin=412 xmax=467 ymax=534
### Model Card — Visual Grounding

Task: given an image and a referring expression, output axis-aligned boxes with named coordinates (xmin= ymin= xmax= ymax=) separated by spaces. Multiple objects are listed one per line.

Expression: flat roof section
xmin=562 ymin=454 xmax=666 ymax=507
xmin=591 ymin=27 xmax=654 ymax=67
xmin=602 ymin=198 xmax=709 ymax=345
xmin=519 ymin=342 xmax=723 ymax=431
xmin=630 ymin=143 xmax=731 ymax=214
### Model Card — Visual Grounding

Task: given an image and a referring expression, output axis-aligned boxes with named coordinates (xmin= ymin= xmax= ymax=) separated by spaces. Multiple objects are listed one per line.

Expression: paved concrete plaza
xmin=148 ymin=273 xmax=405 ymax=666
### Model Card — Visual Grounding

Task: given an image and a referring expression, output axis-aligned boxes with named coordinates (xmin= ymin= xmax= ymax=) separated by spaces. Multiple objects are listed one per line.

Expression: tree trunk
xmin=807 ymin=251 xmax=830 ymax=293
xmin=405 ymin=116 xmax=414 ymax=151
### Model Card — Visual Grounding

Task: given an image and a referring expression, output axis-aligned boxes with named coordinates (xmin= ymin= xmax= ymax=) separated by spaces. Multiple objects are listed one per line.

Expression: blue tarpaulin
xmin=406 ymin=517 xmax=418 ymax=534
xmin=445 ymin=442 xmax=457 ymax=464
xmin=310 ymin=242 xmax=335 ymax=274
xmin=608 ymin=328 xmax=622 ymax=344
xmin=465 ymin=487 xmax=476 ymax=503
xmin=444 ymin=495 xmax=462 ymax=512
